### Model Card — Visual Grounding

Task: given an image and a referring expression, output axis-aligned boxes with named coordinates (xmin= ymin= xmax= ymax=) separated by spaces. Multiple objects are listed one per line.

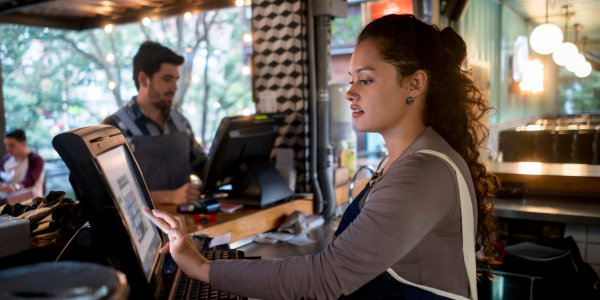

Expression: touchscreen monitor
xmin=96 ymin=145 xmax=161 ymax=280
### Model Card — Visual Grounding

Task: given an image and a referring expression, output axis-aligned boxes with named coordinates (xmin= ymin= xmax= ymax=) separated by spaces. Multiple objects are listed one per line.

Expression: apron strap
xmin=385 ymin=150 xmax=478 ymax=300
xmin=115 ymin=109 xmax=144 ymax=136
xmin=169 ymin=110 xmax=188 ymax=133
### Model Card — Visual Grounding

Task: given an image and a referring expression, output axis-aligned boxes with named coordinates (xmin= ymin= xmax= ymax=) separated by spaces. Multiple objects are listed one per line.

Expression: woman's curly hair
xmin=357 ymin=14 xmax=501 ymax=275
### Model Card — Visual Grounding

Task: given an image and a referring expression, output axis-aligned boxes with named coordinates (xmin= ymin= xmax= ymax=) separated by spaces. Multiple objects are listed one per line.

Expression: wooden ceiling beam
xmin=0 ymin=0 xmax=237 ymax=30
xmin=62 ymin=0 xmax=143 ymax=9
xmin=41 ymin=2 xmax=114 ymax=15
xmin=0 ymin=0 xmax=52 ymax=15
xmin=80 ymin=0 xmax=235 ymax=29
xmin=0 ymin=12 xmax=80 ymax=29
xmin=45 ymin=1 xmax=127 ymax=13
xmin=26 ymin=6 xmax=98 ymax=18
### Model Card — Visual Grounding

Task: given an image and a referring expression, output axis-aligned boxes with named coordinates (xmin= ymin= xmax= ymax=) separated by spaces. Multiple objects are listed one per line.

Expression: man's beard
xmin=148 ymin=83 xmax=174 ymax=111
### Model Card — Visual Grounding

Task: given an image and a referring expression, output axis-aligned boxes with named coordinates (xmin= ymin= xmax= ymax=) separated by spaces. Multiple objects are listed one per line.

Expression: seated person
xmin=1 ymin=129 xmax=45 ymax=198
xmin=102 ymin=41 xmax=207 ymax=205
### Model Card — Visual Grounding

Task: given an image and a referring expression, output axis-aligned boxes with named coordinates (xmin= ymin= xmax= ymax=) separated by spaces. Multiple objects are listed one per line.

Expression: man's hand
xmin=1 ymin=184 xmax=16 ymax=193
xmin=143 ymin=207 xmax=211 ymax=283
xmin=186 ymin=181 xmax=201 ymax=203
xmin=149 ymin=182 xmax=201 ymax=205
xmin=150 ymin=184 xmax=189 ymax=205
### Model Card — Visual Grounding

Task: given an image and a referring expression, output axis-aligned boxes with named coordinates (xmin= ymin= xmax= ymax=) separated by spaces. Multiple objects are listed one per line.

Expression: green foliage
xmin=331 ymin=11 xmax=362 ymax=48
xmin=557 ymin=67 xmax=600 ymax=114
xmin=1 ymin=24 xmax=95 ymax=153
xmin=1 ymin=6 xmax=252 ymax=155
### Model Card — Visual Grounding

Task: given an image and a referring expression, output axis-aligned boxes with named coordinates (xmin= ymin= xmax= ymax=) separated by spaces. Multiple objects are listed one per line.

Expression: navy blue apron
xmin=334 ymin=183 xmax=450 ymax=300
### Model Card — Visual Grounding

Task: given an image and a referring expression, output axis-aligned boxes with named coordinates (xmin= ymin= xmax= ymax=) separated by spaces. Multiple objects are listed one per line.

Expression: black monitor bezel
xmin=200 ymin=113 xmax=286 ymax=193
xmin=94 ymin=145 xmax=162 ymax=281
xmin=52 ymin=125 xmax=164 ymax=297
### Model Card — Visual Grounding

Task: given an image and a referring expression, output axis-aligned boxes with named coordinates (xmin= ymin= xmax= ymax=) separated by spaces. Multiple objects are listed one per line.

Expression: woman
xmin=144 ymin=14 xmax=499 ymax=300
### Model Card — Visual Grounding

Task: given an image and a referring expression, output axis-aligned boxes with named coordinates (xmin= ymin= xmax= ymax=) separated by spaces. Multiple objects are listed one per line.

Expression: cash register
xmin=52 ymin=126 xmax=245 ymax=300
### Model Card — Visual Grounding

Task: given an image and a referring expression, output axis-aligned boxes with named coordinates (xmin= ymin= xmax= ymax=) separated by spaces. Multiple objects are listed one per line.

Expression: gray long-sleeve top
xmin=209 ymin=127 xmax=478 ymax=299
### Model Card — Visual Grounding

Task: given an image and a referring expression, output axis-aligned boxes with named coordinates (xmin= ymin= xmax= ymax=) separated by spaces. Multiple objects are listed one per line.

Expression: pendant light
xmin=566 ymin=53 xmax=585 ymax=72
xmin=553 ymin=5 xmax=579 ymax=66
xmin=565 ymin=24 xmax=585 ymax=72
xmin=530 ymin=0 xmax=563 ymax=55
xmin=575 ymin=37 xmax=592 ymax=78
xmin=575 ymin=61 xmax=592 ymax=78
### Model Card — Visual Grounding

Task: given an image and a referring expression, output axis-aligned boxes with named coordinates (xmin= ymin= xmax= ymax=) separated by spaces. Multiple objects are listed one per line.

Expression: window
xmin=0 ymin=5 xmax=253 ymax=196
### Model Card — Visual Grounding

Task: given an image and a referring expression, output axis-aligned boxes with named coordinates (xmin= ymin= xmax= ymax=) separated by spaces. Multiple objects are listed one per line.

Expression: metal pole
xmin=0 ymin=55 xmax=5 ymax=159
xmin=315 ymin=16 xmax=335 ymax=220
xmin=307 ymin=0 xmax=324 ymax=215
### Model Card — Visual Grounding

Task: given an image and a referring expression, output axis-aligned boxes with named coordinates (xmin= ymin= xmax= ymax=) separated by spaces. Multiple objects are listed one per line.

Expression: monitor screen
xmin=96 ymin=146 xmax=161 ymax=280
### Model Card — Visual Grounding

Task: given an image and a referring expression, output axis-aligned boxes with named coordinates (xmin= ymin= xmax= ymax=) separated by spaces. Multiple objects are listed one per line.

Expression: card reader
xmin=177 ymin=197 xmax=220 ymax=214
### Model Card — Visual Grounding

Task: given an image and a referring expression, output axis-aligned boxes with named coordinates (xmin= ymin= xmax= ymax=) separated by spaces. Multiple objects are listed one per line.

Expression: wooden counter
xmin=156 ymin=199 xmax=313 ymax=243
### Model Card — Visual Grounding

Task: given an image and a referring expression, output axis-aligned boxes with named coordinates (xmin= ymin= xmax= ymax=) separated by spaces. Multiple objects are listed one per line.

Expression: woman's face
xmin=346 ymin=39 xmax=416 ymax=135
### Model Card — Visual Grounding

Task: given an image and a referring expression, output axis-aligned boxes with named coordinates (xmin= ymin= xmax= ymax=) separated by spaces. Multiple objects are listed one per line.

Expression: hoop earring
xmin=407 ymin=97 xmax=413 ymax=105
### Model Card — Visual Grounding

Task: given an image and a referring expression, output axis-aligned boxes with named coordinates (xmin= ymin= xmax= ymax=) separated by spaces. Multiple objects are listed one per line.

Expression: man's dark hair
xmin=4 ymin=129 xmax=26 ymax=142
xmin=133 ymin=41 xmax=184 ymax=90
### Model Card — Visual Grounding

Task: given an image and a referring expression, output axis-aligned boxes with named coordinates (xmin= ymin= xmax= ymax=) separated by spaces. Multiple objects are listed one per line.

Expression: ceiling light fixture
xmin=530 ymin=0 xmax=563 ymax=55
xmin=552 ymin=5 xmax=579 ymax=66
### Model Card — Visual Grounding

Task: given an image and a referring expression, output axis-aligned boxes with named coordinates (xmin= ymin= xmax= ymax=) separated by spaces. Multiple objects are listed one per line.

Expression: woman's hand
xmin=143 ymin=207 xmax=212 ymax=283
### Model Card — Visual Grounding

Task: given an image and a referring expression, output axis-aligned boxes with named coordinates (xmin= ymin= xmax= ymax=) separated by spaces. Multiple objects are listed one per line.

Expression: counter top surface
xmin=495 ymin=194 xmax=600 ymax=225
xmin=489 ymin=162 xmax=600 ymax=177
xmin=155 ymin=199 xmax=313 ymax=243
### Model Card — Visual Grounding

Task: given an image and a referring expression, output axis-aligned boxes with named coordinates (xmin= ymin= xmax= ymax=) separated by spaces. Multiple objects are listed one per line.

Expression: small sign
xmin=371 ymin=0 xmax=413 ymax=21
xmin=258 ymin=91 xmax=277 ymax=113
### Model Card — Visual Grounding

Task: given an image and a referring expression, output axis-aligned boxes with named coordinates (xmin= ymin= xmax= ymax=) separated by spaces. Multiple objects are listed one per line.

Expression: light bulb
xmin=106 ymin=53 xmax=114 ymax=62
xmin=104 ymin=24 xmax=113 ymax=33
xmin=574 ymin=61 xmax=592 ymax=78
xmin=242 ymin=66 xmax=250 ymax=75
xmin=108 ymin=81 xmax=116 ymax=89
xmin=566 ymin=53 xmax=585 ymax=72
xmin=243 ymin=33 xmax=252 ymax=43
xmin=529 ymin=23 xmax=563 ymax=55
xmin=552 ymin=42 xmax=578 ymax=66
xmin=184 ymin=12 xmax=192 ymax=20
xmin=142 ymin=17 xmax=151 ymax=26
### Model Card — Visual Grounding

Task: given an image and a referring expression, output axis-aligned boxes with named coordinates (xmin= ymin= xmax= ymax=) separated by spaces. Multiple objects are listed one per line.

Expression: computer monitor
xmin=53 ymin=126 xmax=165 ymax=299
xmin=202 ymin=113 xmax=294 ymax=207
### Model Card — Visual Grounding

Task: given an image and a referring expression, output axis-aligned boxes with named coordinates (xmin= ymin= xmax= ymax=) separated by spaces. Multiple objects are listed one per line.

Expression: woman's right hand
xmin=143 ymin=207 xmax=212 ymax=283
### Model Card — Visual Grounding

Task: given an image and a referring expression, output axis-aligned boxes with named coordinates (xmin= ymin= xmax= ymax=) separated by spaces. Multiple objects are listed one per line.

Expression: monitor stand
xmin=57 ymin=222 xmax=165 ymax=299
xmin=226 ymin=157 xmax=295 ymax=208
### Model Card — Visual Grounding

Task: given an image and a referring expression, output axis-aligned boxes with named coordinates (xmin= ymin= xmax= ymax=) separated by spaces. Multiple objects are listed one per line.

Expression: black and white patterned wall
xmin=252 ymin=0 xmax=310 ymax=192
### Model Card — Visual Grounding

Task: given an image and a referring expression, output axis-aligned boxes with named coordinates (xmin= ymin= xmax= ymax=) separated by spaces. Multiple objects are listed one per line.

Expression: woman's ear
xmin=408 ymin=70 xmax=428 ymax=100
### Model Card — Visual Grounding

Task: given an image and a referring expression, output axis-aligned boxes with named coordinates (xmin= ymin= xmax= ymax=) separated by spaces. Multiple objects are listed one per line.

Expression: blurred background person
xmin=1 ymin=129 xmax=45 ymax=198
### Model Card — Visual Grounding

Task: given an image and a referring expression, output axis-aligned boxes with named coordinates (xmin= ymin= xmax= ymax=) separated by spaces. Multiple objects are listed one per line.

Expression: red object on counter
xmin=194 ymin=214 xmax=217 ymax=223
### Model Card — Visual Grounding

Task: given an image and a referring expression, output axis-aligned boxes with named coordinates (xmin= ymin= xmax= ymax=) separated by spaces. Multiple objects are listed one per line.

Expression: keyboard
xmin=168 ymin=249 xmax=245 ymax=300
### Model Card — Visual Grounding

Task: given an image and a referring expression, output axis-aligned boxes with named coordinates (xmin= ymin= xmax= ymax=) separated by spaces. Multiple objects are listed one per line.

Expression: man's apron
xmin=335 ymin=150 xmax=478 ymax=300
xmin=114 ymin=109 xmax=191 ymax=191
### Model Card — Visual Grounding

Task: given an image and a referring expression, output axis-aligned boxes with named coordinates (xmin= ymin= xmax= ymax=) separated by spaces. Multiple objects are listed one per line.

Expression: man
xmin=1 ymin=129 xmax=45 ymax=198
xmin=103 ymin=41 xmax=206 ymax=205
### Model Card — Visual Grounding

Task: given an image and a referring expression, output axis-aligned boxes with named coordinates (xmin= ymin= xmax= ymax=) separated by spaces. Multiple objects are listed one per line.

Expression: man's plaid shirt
xmin=102 ymin=97 xmax=207 ymax=177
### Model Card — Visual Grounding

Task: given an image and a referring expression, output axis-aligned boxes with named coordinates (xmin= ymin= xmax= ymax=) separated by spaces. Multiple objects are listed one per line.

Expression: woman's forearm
xmin=193 ymin=259 xmax=212 ymax=283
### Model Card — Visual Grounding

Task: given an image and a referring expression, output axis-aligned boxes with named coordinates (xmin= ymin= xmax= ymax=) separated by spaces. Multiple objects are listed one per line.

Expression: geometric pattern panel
xmin=252 ymin=0 xmax=310 ymax=192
